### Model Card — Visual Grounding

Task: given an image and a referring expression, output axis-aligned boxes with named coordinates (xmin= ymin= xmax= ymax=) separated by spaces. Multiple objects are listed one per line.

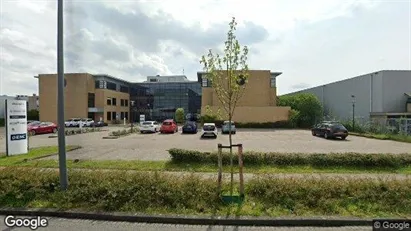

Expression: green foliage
xmin=247 ymin=177 xmax=411 ymax=215
xmin=168 ymin=149 xmax=411 ymax=168
xmin=109 ymin=128 xmax=136 ymax=137
xmin=0 ymin=168 xmax=410 ymax=216
xmin=278 ymin=93 xmax=323 ymax=128
xmin=200 ymin=17 xmax=249 ymax=120
xmin=0 ymin=118 xmax=4 ymax=127
xmin=288 ymin=109 xmax=300 ymax=128
xmin=175 ymin=108 xmax=185 ymax=123
xmin=0 ymin=168 xmax=220 ymax=212
xmin=27 ymin=109 xmax=39 ymax=121
xmin=65 ymin=128 xmax=101 ymax=136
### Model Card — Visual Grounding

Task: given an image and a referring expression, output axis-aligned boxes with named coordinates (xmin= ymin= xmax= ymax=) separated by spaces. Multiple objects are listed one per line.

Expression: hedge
xmin=247 ymin=176 xmax=411 ymax=214
xmin=0 ymin=168 xmax=410 ymax=216
xmin=202 ymin=120 xmax=294 ymax=128
xmin=0 ymin=118 xmax=4 ymax=127
xmin=168 ymin=149 xmax=411 ymax=168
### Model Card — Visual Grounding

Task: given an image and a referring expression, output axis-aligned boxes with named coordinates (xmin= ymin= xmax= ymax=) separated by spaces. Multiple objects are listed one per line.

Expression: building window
xmin=202 ymin=78 xmax=208 ymax=87
xmin=88 ymin=93 xmax=95 ymax=107
xmin=121 ymin=99 xmax=125 ymax=106
xmin=125 ymin=112 xmax=128 ymax=120
xmin=96 ymin=80 xmax=106 ymax=89
xmin=120 ymin=85 xmax=129 ymax=93
xmin=121 ymin=112 xmax=125 ymax=120
xmin=270 ymin=76 xmax=276 ymax=88
xmin=106 ymin=81 xmax=117 ymax=91
xmin=112 ymin=98 xmax=117 ymax=106
xmin=107 ymin=97 xmax=112 ymax=105
xmin=107 ymin=111 xmax=112 ymax=121
xmin=125 ymin=100 xmax=129 ymax=107
xmin=112 ymin=112 xmax=117 ymax=121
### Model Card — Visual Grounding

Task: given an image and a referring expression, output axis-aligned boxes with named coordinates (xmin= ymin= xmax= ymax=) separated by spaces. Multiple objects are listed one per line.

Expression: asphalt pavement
xmin=0 ymin=216 xmax=372 ymax=231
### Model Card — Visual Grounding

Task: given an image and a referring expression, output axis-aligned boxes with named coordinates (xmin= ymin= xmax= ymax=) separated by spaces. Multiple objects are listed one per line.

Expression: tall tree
xmin=200 ymin=17 xmax=249 ymax=197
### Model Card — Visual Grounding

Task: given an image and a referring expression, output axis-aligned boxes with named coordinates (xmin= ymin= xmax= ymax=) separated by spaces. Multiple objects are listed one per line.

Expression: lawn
xmin=3 ymin=158 xmax=411 ymax=174
xmin=350 ymin=132 xmax=411 ymax=143
xmin=0 ymin=146 xmax=81 ymax=166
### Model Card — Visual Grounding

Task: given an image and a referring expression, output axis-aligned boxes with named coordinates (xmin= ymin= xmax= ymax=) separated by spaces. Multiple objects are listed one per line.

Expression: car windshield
xmin=29 ymin=121 xmax=40 ymax=126
xmin=142 ymin=122 xmax=152 ymax=125
xmin=203 ymin=125 xmax=215 ymax=131
xmin=74 ymin=119 xmax=81 ymax=121
xmin=224 ymin=121 xmax=235 ymax=125
xmin=185 ymin=122 xmax=195 ymax=126
xmin=163 ymin=122 xmax=172 ymax=125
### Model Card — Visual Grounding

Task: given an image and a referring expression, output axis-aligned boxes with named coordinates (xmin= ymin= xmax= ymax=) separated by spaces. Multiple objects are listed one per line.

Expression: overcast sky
xmin=1 ymin=0 xmax=410 ymax=96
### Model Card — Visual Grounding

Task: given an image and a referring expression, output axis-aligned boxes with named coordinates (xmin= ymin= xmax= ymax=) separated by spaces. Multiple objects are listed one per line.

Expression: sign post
xmin=5 ymin=99 xmax=28 ymax=156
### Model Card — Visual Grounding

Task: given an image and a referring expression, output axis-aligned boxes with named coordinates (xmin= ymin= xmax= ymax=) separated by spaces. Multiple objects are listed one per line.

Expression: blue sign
xmin=10 ymin=133 xmax=27 ymax=141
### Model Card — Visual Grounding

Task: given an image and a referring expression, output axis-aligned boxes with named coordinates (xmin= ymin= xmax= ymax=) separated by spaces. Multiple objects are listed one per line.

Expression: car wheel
xmin=324 ymin=132 xmax=329 ymax=139
xmin=30 ymin=130 xmax=36 ymax=136
xmin=341 ymin=136 xmax=347 ymax=140
xmin=311 ymin=130 xmax=316 ymax=136
xmin=52 ymin=128 xmax=58 ymax=133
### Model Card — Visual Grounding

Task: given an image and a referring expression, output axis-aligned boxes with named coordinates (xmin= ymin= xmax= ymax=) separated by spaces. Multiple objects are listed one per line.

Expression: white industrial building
xmin=285 ymin=70 xmax=411 ymax=129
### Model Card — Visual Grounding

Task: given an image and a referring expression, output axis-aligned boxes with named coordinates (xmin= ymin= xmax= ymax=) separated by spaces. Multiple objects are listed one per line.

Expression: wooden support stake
xmin=217 ymin=144 xmax=223 ymax=195
xmin=238 ymin=144 xmax=244 ymax=197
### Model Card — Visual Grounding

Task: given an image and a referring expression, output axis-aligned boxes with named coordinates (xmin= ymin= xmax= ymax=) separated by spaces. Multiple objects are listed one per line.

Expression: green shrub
xmin=0 ymin=118 xmax=4 ymax=127
xmin=175 ymin=108 xmax=185 ymax=123
xmin=168 ymin=149 xmax=411 ymax=168
xmin=0 ymin=168 xmax=410 ymax=216
xmin=0 ymin=168 xmax=220 ymax=212
xmin=247 ymin=176 xmax=411 ymax=214
xmin=27 ymin=109 xmax=39 ymax=121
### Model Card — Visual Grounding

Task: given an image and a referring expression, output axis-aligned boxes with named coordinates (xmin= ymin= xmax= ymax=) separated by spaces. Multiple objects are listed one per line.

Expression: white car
xmin=65 ymin=118 xmax=81 ymax=127
xmin=201 ymin=123 xmax=218 ymax=138
xmin=80 ymin=118 xmax=95 ymax=127
xmin=140 ymin=121 xmax=160 ymax=133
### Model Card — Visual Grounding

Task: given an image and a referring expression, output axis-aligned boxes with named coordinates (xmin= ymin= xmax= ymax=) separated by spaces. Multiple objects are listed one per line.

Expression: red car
xmin=160 ymin=119 xmax=178 ymax=134
xmin=28 ymin=122 xmax=58 ymax=136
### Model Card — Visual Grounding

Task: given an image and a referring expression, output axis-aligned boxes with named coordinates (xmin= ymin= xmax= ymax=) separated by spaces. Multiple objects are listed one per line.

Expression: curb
xmin=0 ymin=208 xmax=372 ymax=227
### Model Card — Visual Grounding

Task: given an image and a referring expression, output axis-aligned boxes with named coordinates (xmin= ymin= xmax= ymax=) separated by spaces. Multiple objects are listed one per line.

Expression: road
xmin=0 ymin=216 xmax=371 ymax=230
xmin=1 ymin=127 xmax=411 ymax=161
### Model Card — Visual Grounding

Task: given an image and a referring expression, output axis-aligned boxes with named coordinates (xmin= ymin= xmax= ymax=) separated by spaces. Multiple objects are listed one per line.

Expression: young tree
xmin=175 ymin=108 xmax=185 ymax=123
xmin=200 ymin=17 xmax=249 ymax=197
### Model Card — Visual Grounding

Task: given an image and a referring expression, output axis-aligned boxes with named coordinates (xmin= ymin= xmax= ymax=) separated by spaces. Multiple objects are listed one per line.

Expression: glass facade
xmin=130 ymin=81 xmax=201 ymax=121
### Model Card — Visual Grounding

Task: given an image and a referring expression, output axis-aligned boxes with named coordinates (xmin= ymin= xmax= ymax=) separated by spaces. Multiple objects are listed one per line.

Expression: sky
xmin=0 ymin=0 xmax=410 ymax=96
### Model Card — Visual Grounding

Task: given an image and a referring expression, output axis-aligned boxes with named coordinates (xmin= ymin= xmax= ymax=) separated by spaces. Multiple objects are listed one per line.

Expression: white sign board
xmin=5 ymin=99 xmax=28 ymax=156
xmin=139 ymin=114 xmax=145 ymax=123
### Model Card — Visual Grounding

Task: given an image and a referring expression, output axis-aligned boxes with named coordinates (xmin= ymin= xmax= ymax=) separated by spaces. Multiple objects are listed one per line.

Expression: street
xmin=0 ymin=216 xmax=371 ymax=231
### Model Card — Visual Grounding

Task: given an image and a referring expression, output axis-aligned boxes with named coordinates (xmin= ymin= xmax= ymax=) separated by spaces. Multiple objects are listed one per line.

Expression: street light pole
xmin=351 ymin=95 xmax=356 ymax=130
xmin=131 ymin=101 xmax=135 ymax=132
xmin=57 ymin=0 xmax=68 ymax=190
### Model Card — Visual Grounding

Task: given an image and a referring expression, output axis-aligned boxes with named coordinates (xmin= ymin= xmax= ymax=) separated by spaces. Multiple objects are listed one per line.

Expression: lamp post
xmin=131 ymin=100 xmax=135 ymax=132
xmin=57 ymin=0 xmax=68 ymax=190
xmin=351 ymin=95 xmax=356 ymax=130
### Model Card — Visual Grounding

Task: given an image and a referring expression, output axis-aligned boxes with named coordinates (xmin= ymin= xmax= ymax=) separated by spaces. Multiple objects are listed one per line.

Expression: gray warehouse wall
xmin=382 ymin=71 xmax=411 ymax=113
xmin=283 ymin=70 xmax=411 ymax=122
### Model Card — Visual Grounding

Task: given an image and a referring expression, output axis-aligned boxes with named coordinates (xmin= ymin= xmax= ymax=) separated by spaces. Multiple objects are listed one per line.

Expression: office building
xmin=36 ymin=73 xmax=201 ymax=123
xmin=198 ymin=70 xmax=291 ymax=123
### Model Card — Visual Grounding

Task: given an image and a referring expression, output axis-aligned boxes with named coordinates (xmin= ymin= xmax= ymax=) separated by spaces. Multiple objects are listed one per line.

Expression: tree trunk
xmin=229 ymin=113 xmax=234 ymax=197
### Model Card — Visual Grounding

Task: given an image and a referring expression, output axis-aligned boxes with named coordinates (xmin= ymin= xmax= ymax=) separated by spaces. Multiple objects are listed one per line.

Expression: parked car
xmin=222 ymin=120 xmax=236 ymax=134
xmin=201 ymin=123 xmax=218 ymax=138
xmin=80 ymin=118 xmax=94 ymax=127
xmin=311 ymin=122 xmax=349 ymax=140
xmin=160 ymin=119 xmax=178 ymax=134
xmin=28 ymin=121 xmax=41 ymax=126
xmin=182 ymin=121 xmax=198 ymax=134
xmin=28 ymin=122 xmax=58 ymax=136
xmin=65 ymin=118 xmax=81 ymax=127
xmin=140 ymin=121 xmax=160 ymax=133
xmin=92 ymin=121 xmax=106 ymax=127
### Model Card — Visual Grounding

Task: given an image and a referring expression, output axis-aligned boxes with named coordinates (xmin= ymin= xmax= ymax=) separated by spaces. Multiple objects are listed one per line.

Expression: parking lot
xmin=1 ymin=126 xmax=411 ymax=161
